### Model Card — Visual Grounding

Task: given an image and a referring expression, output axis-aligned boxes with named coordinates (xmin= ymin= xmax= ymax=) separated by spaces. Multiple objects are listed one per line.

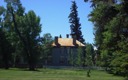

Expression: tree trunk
xmin=28 ymin=58 xmax=36 ymax=71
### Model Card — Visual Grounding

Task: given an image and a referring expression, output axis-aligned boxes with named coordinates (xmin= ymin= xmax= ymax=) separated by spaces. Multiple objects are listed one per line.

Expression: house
xmin=50 ymin=36 xmax=85 ymax=66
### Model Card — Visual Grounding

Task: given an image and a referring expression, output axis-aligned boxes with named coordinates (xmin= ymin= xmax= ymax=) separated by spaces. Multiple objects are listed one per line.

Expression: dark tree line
xmin=0 ymin=0 xmax=53 ymax=70
xmin=85 ymin=0 xmax=128 ymax=77
xmin=0 ymin=0 xmax=87 ymax=70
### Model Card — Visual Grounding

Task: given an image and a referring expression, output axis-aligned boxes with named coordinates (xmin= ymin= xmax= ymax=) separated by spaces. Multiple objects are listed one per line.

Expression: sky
xmin=0 ymin=0 xmax=94 ymax=43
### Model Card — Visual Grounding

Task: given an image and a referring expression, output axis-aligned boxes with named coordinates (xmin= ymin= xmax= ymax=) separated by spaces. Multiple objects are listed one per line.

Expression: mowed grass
xmin=0 ymin=68 xmax=124 ymax=80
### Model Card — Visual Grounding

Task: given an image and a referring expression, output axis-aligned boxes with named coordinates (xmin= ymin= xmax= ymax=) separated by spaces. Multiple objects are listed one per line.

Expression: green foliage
xmin=0 ymin=5 xmax=13 ymax=69
xmin=0 ymin=28 xmax=13 ymax=69
xmin=0 ymin=0 xmax=42 ymax=70
xmin=85 ymin=0 xmax=128 ymax=77
xmin=85 ymin=43 xmax=94 ymax=77
xmin=68 ymin=1 xmax=85 ymax=43
xmin=76 ymin=47 xmax=83 ymax=66
xmin=69 ymin=49 xmax=75 ymax=66
xmin=40 ymin=33 xmax=53 ymax=66
xmin=21 ymin=10 xmax=41 ymax=70
xmin=0 ymin=6 xmax=5 ymax=15
xmin=85 ymin=43 xmax=95 ymax=67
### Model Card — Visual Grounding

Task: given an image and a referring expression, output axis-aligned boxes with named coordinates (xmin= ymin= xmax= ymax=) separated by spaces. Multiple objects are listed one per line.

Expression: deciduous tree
xmin=3 ymin=0 xmax=42 ymax=70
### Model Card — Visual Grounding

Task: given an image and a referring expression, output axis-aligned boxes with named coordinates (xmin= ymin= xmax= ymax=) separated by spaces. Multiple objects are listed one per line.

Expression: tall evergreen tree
xmin=85 ymin=0 xmax=128 ymax=77
xmin=68 ymin=1 xmax=85 ymax=43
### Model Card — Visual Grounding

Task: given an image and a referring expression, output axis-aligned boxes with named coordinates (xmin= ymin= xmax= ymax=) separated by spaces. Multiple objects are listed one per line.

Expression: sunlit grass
xmin=0 ymin=68 xmax=124 ymax=80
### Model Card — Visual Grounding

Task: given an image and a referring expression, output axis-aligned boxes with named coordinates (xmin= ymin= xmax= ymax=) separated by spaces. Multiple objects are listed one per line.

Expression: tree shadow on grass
xmin=13 ymin=68 xmax=42 ymax=72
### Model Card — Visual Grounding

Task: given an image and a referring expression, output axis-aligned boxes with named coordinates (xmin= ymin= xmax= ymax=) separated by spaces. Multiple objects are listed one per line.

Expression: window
xmin=60 ymin=56 xmax=64 ymax=64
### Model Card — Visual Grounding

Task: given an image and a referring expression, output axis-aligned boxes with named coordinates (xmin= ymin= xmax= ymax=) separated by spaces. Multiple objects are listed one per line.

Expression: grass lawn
xmin=0 ymin=68 xmax=124 ymax=80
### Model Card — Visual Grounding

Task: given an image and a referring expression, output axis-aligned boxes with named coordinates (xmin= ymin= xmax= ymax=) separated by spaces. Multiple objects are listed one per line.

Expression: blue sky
xmin=0 ymin=0 xmax=94 ymax=43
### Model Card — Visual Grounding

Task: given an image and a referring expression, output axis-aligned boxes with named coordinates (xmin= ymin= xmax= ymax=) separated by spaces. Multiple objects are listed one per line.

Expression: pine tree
xmin=68 ymin=1 xmax=85 ymax=43
xmin=85 ymin=0 xmax=128 ymax=77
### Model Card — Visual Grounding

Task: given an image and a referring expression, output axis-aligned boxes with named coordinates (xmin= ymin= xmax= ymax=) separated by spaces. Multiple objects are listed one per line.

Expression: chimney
xmin=55 ymin=36 xmax=58 ymax=45
xmin=59 ymin=34 xmax=62 ymax=38
xmin=66 ymin=34 xmax=69 ymax=38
